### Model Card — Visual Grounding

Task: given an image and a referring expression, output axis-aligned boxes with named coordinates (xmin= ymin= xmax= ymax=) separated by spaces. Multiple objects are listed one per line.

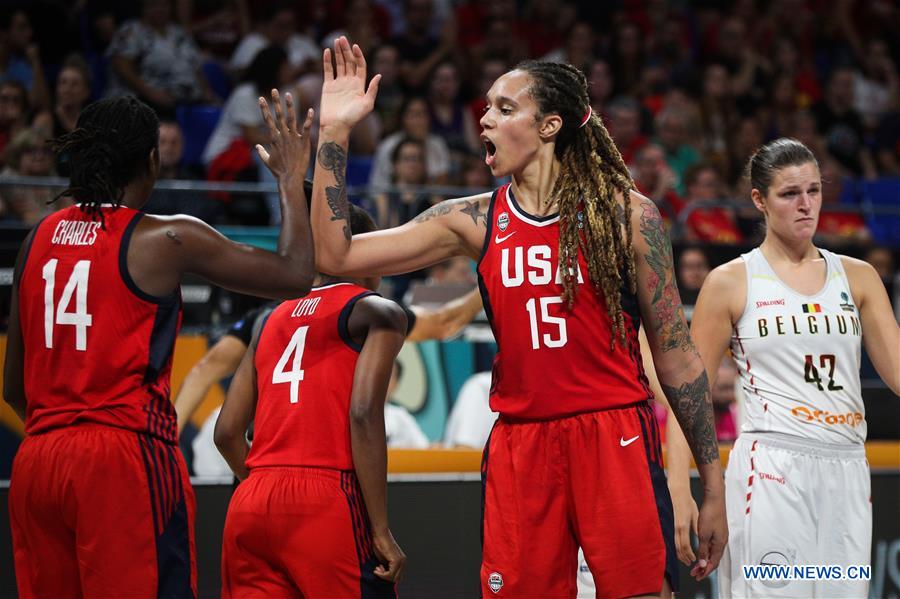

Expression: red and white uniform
xmin=221 ymin=283 xmax=396 ymax=599
xmin=477 ymin=184 xmax=677 ymax=597
xmin=11 ymin=205 xmax=196 ymax=598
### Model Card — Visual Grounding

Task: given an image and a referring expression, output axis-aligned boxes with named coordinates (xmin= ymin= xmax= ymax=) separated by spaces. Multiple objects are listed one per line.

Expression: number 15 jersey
xmin=731 ymin=248 xmax=864 ymax=444
xmin=477 ymin=184 xmax=652 ymax=420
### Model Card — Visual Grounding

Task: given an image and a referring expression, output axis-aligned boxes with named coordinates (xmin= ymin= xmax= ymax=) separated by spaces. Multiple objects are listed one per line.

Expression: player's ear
xmin=538 ymin=113 xmax=563 ymax=141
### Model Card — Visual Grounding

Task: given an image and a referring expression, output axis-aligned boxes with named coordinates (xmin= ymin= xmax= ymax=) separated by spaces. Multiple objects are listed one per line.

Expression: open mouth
xmin=483 ymin=138 xmax=497 ymax=166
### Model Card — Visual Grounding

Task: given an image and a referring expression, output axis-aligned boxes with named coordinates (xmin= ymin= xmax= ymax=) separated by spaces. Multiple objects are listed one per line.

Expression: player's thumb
xmin=366 ymin=74 xmax=382 ymax=103
xmin=256 ymin=145 xmax=270 ymax=165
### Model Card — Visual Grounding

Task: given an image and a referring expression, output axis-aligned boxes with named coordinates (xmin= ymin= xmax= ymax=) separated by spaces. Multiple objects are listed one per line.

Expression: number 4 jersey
xmin=17 ymin=206 xmax=181 ymax=442
xmin=477 ymin=184 xmax=652 ymax=420
xmin=731 ymin=248 xmax=865 ymax=444
xmin=246 ymin=283 xmax=376 ymax=470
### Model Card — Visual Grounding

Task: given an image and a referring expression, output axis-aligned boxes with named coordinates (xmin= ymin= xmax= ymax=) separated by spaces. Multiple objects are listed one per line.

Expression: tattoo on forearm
xmin=459 ymin=200 xmax=487 ymax=227
xmin=414 ymin=202 xmax=453 ymax=223
xmin=639 ymin=200 xmax=691 ymax=352
xmin=662 ymin=371 xmax=719 ymax=465
xmin=317 ymin=142 xmax=351 ymax=241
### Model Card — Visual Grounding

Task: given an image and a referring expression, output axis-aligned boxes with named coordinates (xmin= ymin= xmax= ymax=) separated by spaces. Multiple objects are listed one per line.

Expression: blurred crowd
xmin=0 ymin=0 xmax=897 ymax=249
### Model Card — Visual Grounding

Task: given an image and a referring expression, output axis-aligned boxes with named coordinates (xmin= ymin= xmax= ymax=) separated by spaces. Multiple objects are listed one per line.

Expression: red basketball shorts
xmin=221 ymin=467 xmax=397 ymax=599
xmin=9 ymin=424 xmax=197 ymax=599
xmin=480 ymin=402 xmax=678 ymax=598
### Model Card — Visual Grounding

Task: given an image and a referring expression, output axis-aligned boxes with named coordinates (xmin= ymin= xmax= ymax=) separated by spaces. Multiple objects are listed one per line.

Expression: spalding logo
xmin=497 ymin=212 xmax=510 ymax=231
xmin=488 ymin=572 xmax=504 ymax=593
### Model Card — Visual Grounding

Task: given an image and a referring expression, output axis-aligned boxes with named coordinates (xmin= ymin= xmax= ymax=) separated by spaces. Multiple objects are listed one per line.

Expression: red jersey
xmin=477 ymin=184 xmax=652 ymax=420
xmin=17 ymin=205 xmax=181 ymax=442
xmin=247 ymin=283 xmax=376 ymax=470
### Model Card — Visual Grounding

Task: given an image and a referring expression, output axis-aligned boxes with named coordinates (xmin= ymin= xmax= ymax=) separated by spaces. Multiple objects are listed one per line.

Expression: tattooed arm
xmin=312 ymin=37 xmax=486 ymax=277
xmin=628 ymin=191 xmax=727 ymax=580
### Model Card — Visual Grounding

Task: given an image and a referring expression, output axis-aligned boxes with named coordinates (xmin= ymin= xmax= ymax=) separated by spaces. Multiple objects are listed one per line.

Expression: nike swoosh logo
xmin=620 ymin=435 xmax=639 ymax=447
xmin=494 ymin=231 xmax=517 ymax=244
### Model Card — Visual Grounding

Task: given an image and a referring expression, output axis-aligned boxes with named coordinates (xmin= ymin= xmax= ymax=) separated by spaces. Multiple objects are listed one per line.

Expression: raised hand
xmin=257 ymin=89 xmax=314 ymax=181
xmin=319 ymin=36 xmax=381 ymax=132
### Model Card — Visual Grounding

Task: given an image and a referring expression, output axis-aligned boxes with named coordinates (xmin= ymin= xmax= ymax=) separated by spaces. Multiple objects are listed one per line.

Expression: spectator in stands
xmin=385 ymin=362 xmax=429 ymax=449
xmin=863 ymin=246 xmax=896 ymax=302
xmin=606 ymin=96 xmax=648 ymax=167
xmin=541 ymin=21 xmax=596 ymax=73
xmin=32 ymin=55 xmax=92 ymax=140
xmin=761 ymin=73 xmax=800 ymax=142
xmin=372 ymin=138 xmax=440 ymax=228
xmin=0 ymin=6 xmax=49 ymax=111
xmin=676 ymin=246 xmax=710 ymax=308
xmin=370 ymin=95 xmax=450 ymax=189
xmin=467 ymin=58 xmax=508 ymax=134
xmin=229 ymin=2 xmax=318 ymax=79
xmin=427 ymin=60 xmax=480 ymax=179
xmin=0 ymin=128 xmax=66 ymax=224
xmin=815 ymin=156 xmax=871 ymax=246
xmin=106 ymin=0 xmax=213 ymax=113
xmin=631 ymin=143 xmax=681 ymax=223
xmin=698 ymin=62 xmax=738 ymax=177
xmin=711 ymin=359 xmax=739 ymax=443
xmin=371 ymin=43 xmax=404 ymax=135
xmin=393 ymin=0 xmax=460 ymax=91
xmin=460 ymin=152 xmax=493 ymax=190
xmin=143 ymin=121 xmax=222 ymax=222
xmin=586 ymin=59 xmax=614 ymax=124
xmin=322 ymin=0 xmax=385 ymax=59
xmin=654 ymin=105 xmax=701 ymax=195
xmin=180 ymin=0 xmax=249 ymax=63
xmin=769 ymin=36 xmax=821 ymax=108
xmin=680 ymin=163 xmax=744 ymax=244
xmin=811 ymin=66 xmax=876 ymax=178
xmin=0 ymin=80 xmax=28 ymax=167
xmin=608 ymin=20 xmax=644 ymax=98
xmin=443 ymin=371 xmax=495 ymax=449
xmin=851 ymin=38 xmax=897 ymax=130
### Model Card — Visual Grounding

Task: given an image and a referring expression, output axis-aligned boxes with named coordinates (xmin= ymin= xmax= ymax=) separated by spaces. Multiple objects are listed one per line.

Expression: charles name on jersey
xmin=51 ymin=220 xmax=102 ymax=246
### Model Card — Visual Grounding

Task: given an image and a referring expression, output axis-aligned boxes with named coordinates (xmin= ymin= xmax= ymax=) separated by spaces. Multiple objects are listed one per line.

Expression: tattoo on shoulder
xmin=459 ymin=199 xmax=488 ymax=227
xmin=662 ymin=371 xmax=719 ymax=465
xmin=413 ymin=202 xmax=454 ymax=223
xmin=639 ymin=199 xmax=692 ymax=352
xmin=317 ymin=142 xmax=351 ymax=241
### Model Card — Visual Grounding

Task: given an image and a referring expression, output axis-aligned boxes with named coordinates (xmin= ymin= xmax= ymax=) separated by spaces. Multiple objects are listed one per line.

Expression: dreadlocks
xmin=516 ymin=60 xmax=637 ymax=348
xmin=50 ymin=95 xmax=160 ymax=226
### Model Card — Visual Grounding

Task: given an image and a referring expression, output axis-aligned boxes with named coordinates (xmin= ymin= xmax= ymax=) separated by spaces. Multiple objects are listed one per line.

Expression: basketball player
xmin=2 ymin=92 xmax=316 ymax=598
xmin=310 ymin=37 xmax=727 ymax=597
xmin=214 ymin=204 xmax=406 ymax=598
xmin=690 ymin=138 xmax=899 ymax=597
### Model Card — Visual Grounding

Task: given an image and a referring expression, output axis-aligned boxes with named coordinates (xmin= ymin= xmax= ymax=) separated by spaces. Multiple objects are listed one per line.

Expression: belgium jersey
xmin=17 ymin=205 xmax=182 ymax=442
xmin=476 ymin=184 xmax=652 ymax=420
xmin=246 ymin=283 xmax=376 ymax=470
xmin=731 ymin=248 xmax=864 ymax=444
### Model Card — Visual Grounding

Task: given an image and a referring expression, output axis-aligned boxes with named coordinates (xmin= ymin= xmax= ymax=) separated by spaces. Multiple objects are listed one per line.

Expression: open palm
xmin=319 ymin=36 xmax=381 ymax=131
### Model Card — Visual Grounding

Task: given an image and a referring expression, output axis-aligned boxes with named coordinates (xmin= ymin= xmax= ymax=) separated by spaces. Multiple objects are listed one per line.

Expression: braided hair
xmin=50 ymin=95 xmax=160 ymax=225
xmin=516 ymin=60 xmax=637 ymax=348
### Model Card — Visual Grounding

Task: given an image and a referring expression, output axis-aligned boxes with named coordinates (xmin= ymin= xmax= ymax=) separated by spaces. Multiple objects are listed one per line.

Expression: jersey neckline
xmin=751 ymin=247 xmax=833 ymax=300
xmin=506 ymin=185 xmax=560 ymax=227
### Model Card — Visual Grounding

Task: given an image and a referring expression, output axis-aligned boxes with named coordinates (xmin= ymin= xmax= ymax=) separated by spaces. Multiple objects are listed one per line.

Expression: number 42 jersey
xmin=731 ymin=248 xmax=865 ymax=444
xmin=477 ymin=184 xmax=652 ymax=420
xmin=17 ymin=206 xmax=182 ymax=442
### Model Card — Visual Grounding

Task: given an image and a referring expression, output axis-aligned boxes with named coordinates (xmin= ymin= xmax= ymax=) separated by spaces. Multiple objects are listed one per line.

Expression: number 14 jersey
xmin=731 ymin=248 xmax=865 ymax=444
xmin=476 ymin=184 xmax=652 ymax=420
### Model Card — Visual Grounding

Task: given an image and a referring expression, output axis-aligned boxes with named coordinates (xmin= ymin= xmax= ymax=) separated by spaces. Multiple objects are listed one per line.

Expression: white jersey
xmin=731 ymin=248 xmax=864 ymax=444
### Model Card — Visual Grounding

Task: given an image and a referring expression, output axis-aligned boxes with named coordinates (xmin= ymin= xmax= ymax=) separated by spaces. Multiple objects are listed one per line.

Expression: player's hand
xmin=692 ymin=490 xmax=727 ymax=580
xmin=372 ymin=529 xmax=406 ymax=583
xmin=319 ymin=36 xmax=380 ymax=133
xmin=670 ymin=484 xmax=699 ymax=566
xmin=257 ymin=89 xmax=314 ymax=182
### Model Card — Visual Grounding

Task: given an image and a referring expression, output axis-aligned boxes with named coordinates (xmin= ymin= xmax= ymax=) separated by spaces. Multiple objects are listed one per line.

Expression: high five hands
xmin=319 ymin=36 xmax=381 ymax=134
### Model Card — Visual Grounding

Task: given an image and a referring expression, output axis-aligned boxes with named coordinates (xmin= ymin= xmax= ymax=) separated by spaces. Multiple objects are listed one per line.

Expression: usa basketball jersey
xmin=477 ymin=184 xmax=652 ymax=420
xmin=731 ymin=248 xmax=864 ymax=444
xmin=247 ymin=283 xmax=376 ymax=470
xmin=17 ymin=205 xmax=182 ymax=442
